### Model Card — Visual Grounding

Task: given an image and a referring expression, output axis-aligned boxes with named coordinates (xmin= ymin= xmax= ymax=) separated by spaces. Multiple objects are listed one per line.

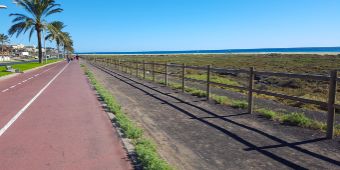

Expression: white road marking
xmin=1 ymin=89 xmax=9 ymax=92
xmin=0 ymin=63 xmax=61 ymax=93
xmin=0 ymin=63 xmax=69 ymax=137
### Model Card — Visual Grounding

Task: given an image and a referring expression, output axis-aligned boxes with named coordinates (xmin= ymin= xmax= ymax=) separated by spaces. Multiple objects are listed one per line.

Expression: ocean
xmin=78 ymin=47 xmax=340 ymax=55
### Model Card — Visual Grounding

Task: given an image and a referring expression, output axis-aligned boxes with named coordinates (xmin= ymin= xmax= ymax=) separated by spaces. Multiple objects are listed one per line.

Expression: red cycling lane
xmin=0 ymin=62 xmax=68 ymax=132
xmin=0 ymin=61 xmax=132 ymax=169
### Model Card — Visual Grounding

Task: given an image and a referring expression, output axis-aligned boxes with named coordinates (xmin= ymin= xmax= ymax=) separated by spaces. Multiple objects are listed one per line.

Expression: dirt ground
xmin=86 ymin=61 xmax=340 ymax=170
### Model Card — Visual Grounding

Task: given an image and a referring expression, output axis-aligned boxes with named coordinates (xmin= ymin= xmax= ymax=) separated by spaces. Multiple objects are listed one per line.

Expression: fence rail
xmin=88 ymin=57 xmax=339 ymax=139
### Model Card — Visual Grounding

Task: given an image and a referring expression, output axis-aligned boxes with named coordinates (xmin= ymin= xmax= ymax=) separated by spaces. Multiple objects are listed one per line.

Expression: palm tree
xmin=0 ymin=34 xmax=10 ymax=52
xmin=45 ymin=21 xmax=66 ymax=59
xmin=62 ymin=32 xmax=74 ymax=57
xmin=8 ymin=0 xmax=63 ymax=63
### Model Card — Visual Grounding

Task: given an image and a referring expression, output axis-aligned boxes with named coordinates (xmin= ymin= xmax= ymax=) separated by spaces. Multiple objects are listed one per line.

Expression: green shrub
xmin=185 ymin=88 xmax=207 ymax=97
xmin=231 ymin=100 xmax=248 ymax=109
xmin=186 ymin=74 xmax=240 ymax=86
xmin=335 ymin=124 xmax=340 ymax=136
xmin=169 ymin=83 xmax=182 ymax=89
xmin=257 ymin=109 xmax=278 ymax=119
xmin=211 ymin=95 xmax=232 ymax=105
xmin=135 ymin=139 xmax=173 ymax=170
xmin=281 ymin=112 xmax=311 ymax=127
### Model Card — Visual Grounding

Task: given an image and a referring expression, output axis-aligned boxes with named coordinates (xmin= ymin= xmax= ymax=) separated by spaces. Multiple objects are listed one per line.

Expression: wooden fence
xmin=88 ymin=57 xmax=339 ymax=139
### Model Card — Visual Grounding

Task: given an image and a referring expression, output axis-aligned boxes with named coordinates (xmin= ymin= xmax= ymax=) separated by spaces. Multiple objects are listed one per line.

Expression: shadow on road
xmin=92 ymin=63 xmax=340 ymax=169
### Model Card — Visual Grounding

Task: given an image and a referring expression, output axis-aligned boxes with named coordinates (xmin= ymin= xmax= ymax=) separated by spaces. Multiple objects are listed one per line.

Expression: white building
xmin=11 ymin=44 xmax=25 ymax=50
xmin=21 ymin=52 xmax=29 ymax=56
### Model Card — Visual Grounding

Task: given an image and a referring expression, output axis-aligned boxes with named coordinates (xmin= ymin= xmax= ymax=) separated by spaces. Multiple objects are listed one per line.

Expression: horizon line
xmin=77 ymin=46 xmax=340 ymax=53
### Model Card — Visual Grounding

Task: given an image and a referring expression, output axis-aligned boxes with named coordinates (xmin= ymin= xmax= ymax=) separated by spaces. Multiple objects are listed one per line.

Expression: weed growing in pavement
xmin=84 ymin=67 xmax=172 ymax=170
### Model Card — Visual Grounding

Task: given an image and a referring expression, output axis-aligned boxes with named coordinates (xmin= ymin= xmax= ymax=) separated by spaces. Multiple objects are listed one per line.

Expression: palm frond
xmin=28 ymin=27 xmax=35 ymax=41
xmin=8 ymin=22 xmax=27 ymax=37
xmin=46 ymin=8 xmax=63 ymax=17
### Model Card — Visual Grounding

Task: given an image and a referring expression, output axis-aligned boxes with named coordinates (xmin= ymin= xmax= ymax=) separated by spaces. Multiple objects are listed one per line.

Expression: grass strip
xmin=0 ymin=59 xmax=62 ymax=77
xmin=257 ymin=109 xmax=340 ymax=136
xmin=164 ymin=81 xmax=248 ymax=109
xmin=83 ymin=65 xmax=173 ymax=170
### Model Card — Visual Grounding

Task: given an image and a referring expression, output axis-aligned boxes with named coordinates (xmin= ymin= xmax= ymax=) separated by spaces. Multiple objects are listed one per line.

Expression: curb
xmin=92 ymin=88 xmax=141 ymax=169
xmin=0 ymin=60 xmax=64 ymax=81
xmin=107 ymin=112 xmax=141 ymax=169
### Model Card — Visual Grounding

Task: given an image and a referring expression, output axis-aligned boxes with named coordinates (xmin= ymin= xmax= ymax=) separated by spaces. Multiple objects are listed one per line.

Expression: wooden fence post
xmin=130 ymin=62 xmax=132 ymax=75
xmin=327 ymin=70 xmax=337 ymax=139
xmin=118 ymin=60 xmax=121 ymax=71
xmin=182 ymin=64 xmax=186 ymax=93
xmin=152 ymin=62 xmax=155 ymax=82
xmin=136 ymin=62 xmax=139 ymax=77
xmin=165 ymin=63 xmax=168 ymax=86
xmin=248 ymin=67 xmax=255 ymax=114
xmin=143 ymin=61 xmax=146 ymax=79
xmin=206 ymin=65 xmax=211 ymax=100
xmin=129 ymin=62 xmax=132 ymax=75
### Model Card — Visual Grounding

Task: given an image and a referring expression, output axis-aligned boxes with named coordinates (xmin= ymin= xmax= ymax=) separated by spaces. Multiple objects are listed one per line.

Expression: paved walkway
xmin=0 ymin=61 xmax=132 ymax=170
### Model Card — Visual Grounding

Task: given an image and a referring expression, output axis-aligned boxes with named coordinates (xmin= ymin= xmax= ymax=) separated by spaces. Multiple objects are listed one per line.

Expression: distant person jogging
xmin=67 ymin=55 xmax=71 ymax=63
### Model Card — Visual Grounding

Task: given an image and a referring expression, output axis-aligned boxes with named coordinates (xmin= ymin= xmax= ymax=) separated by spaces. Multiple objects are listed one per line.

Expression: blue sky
xmin=0 ymin=0 xmax=339 ymax=52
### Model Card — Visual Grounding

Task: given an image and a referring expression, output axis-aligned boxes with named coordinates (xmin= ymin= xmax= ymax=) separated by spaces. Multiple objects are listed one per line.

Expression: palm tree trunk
xmin=1 ymin=42 xmax=3 ymax=53
xmin=56 ymin=43 xmax=60 ymax=59
xmin=64 ymin=46 xmax=66 ymax=59
xmin=36 ymin=27 xmax=43 ymax=64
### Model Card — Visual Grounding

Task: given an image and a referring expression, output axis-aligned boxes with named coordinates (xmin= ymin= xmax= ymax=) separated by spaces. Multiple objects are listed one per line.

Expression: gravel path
xmin=87 ymin=61 xmax=340 ymax=170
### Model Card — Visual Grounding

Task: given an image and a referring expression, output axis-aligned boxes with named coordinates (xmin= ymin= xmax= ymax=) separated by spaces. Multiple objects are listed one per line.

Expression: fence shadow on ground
xmin=92 ymin=63 xmax=340 ymax=169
